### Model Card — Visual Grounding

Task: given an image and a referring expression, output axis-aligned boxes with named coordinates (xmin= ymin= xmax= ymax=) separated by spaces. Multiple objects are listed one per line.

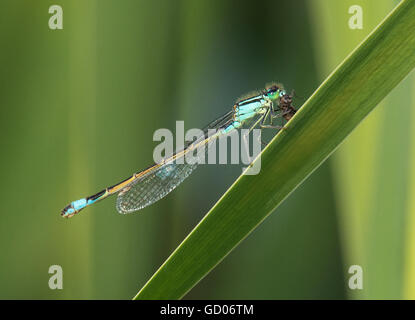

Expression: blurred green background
xmin=0 ymin=0 xmax=413 ymax=299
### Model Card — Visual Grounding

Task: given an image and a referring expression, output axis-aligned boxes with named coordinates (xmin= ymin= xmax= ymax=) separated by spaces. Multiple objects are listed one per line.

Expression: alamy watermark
xmin=48 ymin=5 xmax=63 ymax=30
xmin=348 ymin=5 xmax=363 ymax=30
xmin=348 ymin=265 xmax=363 ymax=290
xmin=48 ymin=265 xmax=63 ymax=290
xmin=153 ymin=121 xmax=263 ymax=175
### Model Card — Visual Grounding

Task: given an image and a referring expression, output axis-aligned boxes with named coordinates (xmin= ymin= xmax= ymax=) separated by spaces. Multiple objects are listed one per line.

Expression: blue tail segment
xmin=61 ymin=198 xmax=87 ymax=218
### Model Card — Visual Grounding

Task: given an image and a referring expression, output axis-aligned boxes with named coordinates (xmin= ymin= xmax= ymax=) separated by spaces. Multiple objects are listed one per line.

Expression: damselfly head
xmin=265 ymin=84 xmax=282 ymax=100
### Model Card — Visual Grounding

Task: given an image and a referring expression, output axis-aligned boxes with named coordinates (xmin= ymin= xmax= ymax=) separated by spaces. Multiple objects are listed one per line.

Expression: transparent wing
xmin=116 ymin=111 xmax=235 ymax=214
xmin=116 ymin=161 xmax=198 ymax=213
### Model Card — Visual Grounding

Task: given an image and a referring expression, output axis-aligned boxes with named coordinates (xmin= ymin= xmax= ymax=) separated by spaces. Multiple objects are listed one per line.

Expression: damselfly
xmin=61 ymin=84 xmax=297 ymax=218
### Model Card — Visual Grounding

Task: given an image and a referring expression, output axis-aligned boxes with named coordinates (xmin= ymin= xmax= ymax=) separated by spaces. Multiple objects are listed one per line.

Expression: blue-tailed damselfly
xmin=61 ymin=84 xmax=297 ymax=218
